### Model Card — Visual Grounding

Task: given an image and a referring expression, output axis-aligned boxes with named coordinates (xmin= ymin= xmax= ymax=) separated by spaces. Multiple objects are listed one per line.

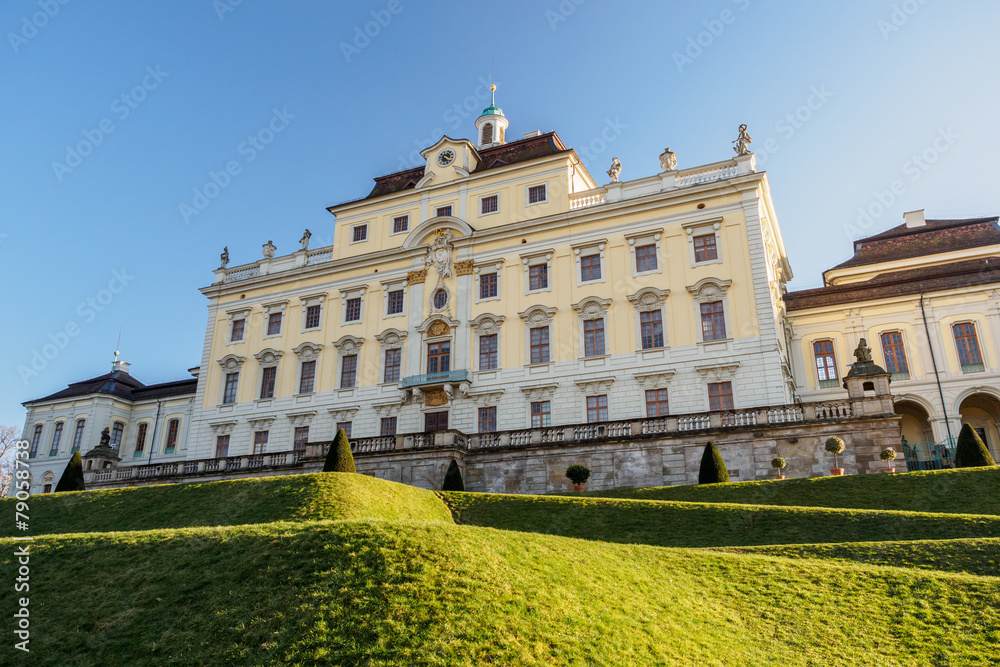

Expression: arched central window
xmin=481 ymin=122 xmax=493 ymax=144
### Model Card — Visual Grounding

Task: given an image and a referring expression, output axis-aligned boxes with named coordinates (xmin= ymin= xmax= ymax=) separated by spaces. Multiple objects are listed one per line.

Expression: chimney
xmin=904 ymin=209 xmax=926 ymax=228
xmin=523 ymin=130 xmax=542 ymax=139
xmin=112 ymin=360 xmax=131 ymax=374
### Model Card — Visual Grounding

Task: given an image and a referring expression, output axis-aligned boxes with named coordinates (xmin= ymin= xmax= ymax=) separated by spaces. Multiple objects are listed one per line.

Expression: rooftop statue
xmin=220 ymin=246 xmax=229 ymax=269
xmin=262 ymin=240 xmax=276 ymax=259
xmin=732 ymin=124 xmax=752 ymax=156
xmin=659 ymin=147 xmax=677 ymax=171
xmin=299 ymin=229 xmax=311 ymax=251
xmin=607 ymin=156 xmax=622 ymax=183
xmin=853 ymin=338 xmax=873 ymax=364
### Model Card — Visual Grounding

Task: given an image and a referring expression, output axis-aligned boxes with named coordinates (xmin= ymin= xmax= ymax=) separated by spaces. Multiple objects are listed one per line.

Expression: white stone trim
xmin=262 ymin=300 xmax=289 ymax=339
xmin=628 ymin=287 xmax=670 ymax=350
xmin=571 ymin=239 xmax=608 ymax=286
xmin=572 ymin=297 xmax=611 ymax=358
xmin=299 ymin=293 xmax=326 ymax=333
xmin=349 ymin=222 xmax=369 ymax=244
xmin=686 ymin=278 xmax=733 ymax=344
xmin=478 ymin=191 xmax=501 ymax=218
xmin=524 ymin=180 xmax=549 ymax=207
xmin=625 ymin=228 xmax=664 ymax=276
xmin=520 ymin=249 xmax=554 ymax=295
xmin=682 ymin=217 xmax=724 ymax=267
xmin=473 ymin=259 xmax=504 ymax=304
xmin=339 ymin=285 xmax=368 ymax=325
xmin=519 ymin=306 xmax=557 ymax=366
xmin=380 ymin=278 xmax=407 ymax=320
xmin=471 ymin=313 xmax=505 ymax=372
xmin=225 ymin=307 xmax=251 ymax=345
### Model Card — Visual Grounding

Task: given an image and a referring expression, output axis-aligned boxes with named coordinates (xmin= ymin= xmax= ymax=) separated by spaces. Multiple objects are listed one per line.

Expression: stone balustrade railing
xmin=675 ymin=163 xmax=739 ymax=187
xmin=223 ymin=264 xmax=260 ymax=283
xmin=569 ymin=190 xmax=608 ymax=210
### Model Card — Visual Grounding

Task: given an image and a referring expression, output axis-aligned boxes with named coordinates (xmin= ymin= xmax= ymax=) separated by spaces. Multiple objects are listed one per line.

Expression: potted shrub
xmin=879 ymin=447 xmax=898 ymax=473
xmin=825 ymin=436 xmax=846 ymax=476
xmin=566 ymin=464 xmax=591 ymax=492
xmin=771 ymin=456 xmax=787 ymax=480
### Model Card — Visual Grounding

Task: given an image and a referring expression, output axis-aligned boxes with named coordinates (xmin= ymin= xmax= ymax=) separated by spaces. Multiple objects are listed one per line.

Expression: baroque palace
xmin=19 ymin=92 xmax=1000 ymax=494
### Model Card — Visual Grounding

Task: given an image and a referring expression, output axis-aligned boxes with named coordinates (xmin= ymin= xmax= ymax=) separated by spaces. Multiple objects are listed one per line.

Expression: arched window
xmin=481 ymin=122 xmax=493 ymax=144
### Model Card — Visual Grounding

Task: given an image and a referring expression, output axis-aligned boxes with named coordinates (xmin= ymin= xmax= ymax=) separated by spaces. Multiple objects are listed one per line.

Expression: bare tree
xmin=0 ymin=426 xmax=20 ymax=497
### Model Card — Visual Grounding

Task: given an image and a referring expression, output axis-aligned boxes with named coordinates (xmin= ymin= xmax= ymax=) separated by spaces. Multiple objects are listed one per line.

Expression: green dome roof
xmin=480 ymin=104 xmax=504 ymax=118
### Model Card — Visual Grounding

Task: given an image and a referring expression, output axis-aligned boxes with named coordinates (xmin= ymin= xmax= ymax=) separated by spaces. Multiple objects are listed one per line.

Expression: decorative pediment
xmin=634 ymin=371 xmax=676 ymax=389
xmin=209 ymin=420 xmax=237 ymax=435
xmin=328 ymin=406 xmax=360 ymax=422
xmin=518 ymin=305 xmax=557 ymax=326
xmin=694 ymin=362 xmax=740 ymax=383
xmin=248 ymin=416 xmax=275 ymax=431
xmin=332 ymin=335 xmax=364 ymax=355
xmin=627 ymin=287 xmax=670 ymax=311
xmin=686 ymin=278 xmax=732 ymax=301
xmin=372 ymin=402 xmax=402 ymax=417
xmin=417 ymin=135 xmax=481 ymax=188
xmin=253 ymin=348 xmax=283 ymax=366
xmin=571 ymin=297 xmax=612 ymax=320
xmin=292 ymin=342 xmax=324 ymax=361
xmin=471 ymin=313 xmax=505 ymax=335
xmin=468 ymin=390 xmax=504 ymax=407
xmin=375 ymin=328 xmax=407 ymax=349
xmin=520 ymin=383 xmax=558 ymax=402
xmin=417 ymin=316 xmax=459 ymax=336
xmin=575 ymin=377 xmax=615 ymax=395
xmin=217 ymin=354 xmax=246 ymax=372
xmin=286 ymin=411 xmax=317 ymax=427
xmin=402 ymin=217 xmax=475 ymax=251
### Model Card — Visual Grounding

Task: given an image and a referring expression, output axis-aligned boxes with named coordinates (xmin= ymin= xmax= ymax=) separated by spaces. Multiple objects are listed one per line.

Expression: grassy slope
xmin=443 ymin=492 xmax=1000 ymax=548
xmin=3 ymin=520 xmax=999 ymax=667
xmin=0 ymin=473 xmax=452 ymax=537
xmin=585 ymin=466 xmax=1000 ymax=514
xmin=713 ymin=538 xmax=1000 ymax=578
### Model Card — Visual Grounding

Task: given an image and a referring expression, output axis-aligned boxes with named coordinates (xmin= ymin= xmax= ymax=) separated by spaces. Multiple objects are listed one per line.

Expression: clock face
xmin=434 ymin=248 xmax=448 ymax=262
xmin=437 ymin=149 xmax=455 ymax=167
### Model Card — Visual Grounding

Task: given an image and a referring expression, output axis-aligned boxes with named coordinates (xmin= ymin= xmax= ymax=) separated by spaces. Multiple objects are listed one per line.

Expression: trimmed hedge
xmin=699 ymin=442 xmax=729 ymax=484
xmin=323 ymin=429 xmax=356 ymax=473
xmin=955 ymin=423 xmax=996 ymax=468
xmin=55 ymin=451 xmax=85 ymax=493
xmin=442 ymin=460 xmax=465 ymax=491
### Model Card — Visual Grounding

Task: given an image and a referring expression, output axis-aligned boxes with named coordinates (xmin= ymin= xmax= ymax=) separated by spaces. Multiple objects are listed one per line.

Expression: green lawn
xmin=3 ymin=519 xmax=999 ymax=666
xmin=0 ymin=472 xmax=451 ymax=537
xmin=444 ymin=492 xmax=1000 ymax=548
xmin=713 ymin=537 xmax=1000 ymax=578
xmin=583 ymin=466 xmax=1000 ymax=514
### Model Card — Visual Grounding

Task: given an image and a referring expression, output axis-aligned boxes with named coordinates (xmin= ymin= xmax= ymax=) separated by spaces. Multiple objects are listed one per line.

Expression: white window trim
xmin=571 ymin=239 xmax=607 ymax=287
xmin=877 ymin=328 xmax=911 ymax=376
xmin=682 ymin=218 xmax=724 ymax=267
xmin=472 ymin=313 xmax=505 ymax=372
xmin=262 ymin=300 xmax=289 ymax=340
xmin=380 ymin=278 xmax=407 ymax=320
xmin=518 ymin=306 xmax=557 ymax=366
xmin=687 ymin=278 xmax=732 ymax=345
xmin=160 ymin=415 xmax=183 ymax=454
xmin=253 ymin=348 xmax=283 ymax=401
xmin=478 ymin=192 xmax=501 ymax=218
xmin=474 ymin=259 xmax=504 ymax=304
xmin=628 ymin=287 xmax=670 ymax=350
xmin=339 ymin=285 xmax=368 ymax=326
xmin=374 ymin=329 xmax=406 ymax=385
xmin=217 ymin=354 xmax=246 ymax=405
xmin=131 ymin=419 xmax=152 ymax=457
xmin=625 ymin=228 xmax=664 ymax=277
xmin=350 ymin=223 xmax=369 ymax=244
xmin=333 ymin=335 xmax=364 ymax=390
xmin=520 ymin=249 xmax=554 ymax=295
xmin=525 ymin=181 xmax=549 ymax=207
xmin=389 ymin=213 xmax=411 ymax=236
xmin=299 ymin=293 xmax=326 ymax=333
xmin=572 ymin=297 xmax=612 ymax=359
xmin=293 ymin=342 xmax=324 ymax=396
xmin=226 ymin=307 xmax=251 ymax=345
xmin=696 ymin=363 xmax=741 ymax=411
xmin=434 ymin=203 xmax=456 ymax=218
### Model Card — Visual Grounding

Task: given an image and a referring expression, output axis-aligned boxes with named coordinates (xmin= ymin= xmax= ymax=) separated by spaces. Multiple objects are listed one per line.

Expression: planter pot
xmin=883 ymin=466 xmax=895 ymax=473
xmin=830 ymin=468 xmax=845 ymax=476
xmin=775 ymin=474 xmax=785 ymax=480
xmin=573 ymin=484 xmax=586 ymax=492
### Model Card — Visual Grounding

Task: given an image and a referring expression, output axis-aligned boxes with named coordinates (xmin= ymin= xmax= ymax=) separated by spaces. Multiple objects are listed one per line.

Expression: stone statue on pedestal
xmin=299 ymin=229 xmax=311 ymax=251
xmin=853 ymin=338 xmax=873 ymax=364
xmin=262 ymin=240 xmax=276 ymax=259
xmin=220 ymin=246 xmax=229 ymax=269
xmin=733 ymin=124 xmax=752 ymax=156
xmin=607 ymin=156 xmax=622 ymax=183
xmin=659 ymin=147 xmax=677 ymax=171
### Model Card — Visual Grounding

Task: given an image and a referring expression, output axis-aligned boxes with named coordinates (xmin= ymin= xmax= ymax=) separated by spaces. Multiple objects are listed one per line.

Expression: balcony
xmin=401 ymin=369 xmax=470 ymax=389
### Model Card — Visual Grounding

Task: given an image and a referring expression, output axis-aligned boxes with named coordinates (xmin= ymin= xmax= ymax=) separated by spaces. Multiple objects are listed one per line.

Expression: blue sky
xmin=3 ymin=0 xmax=999 ymax=428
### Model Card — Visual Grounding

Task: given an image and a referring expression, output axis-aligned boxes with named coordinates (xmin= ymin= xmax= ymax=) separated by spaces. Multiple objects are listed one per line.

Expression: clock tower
xmin=475 ymin=84 xmax=508 ymax=149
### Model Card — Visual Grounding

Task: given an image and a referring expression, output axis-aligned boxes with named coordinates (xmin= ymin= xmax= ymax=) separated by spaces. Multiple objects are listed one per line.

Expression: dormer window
xmin=481 ymin=122 xmax=493 ymax=145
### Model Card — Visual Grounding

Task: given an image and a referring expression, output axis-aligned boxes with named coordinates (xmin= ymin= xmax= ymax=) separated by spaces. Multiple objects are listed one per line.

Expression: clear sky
xmin=3 ymin=0 xmax=999 ymax=429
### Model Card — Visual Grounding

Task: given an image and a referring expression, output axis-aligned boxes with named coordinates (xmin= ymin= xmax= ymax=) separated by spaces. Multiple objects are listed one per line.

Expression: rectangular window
xmin=530 ymin=401 xmax=551 ymax=428
xmin=215 ymin=434 xmax=230 ymax=458
xmin=165 ymin=419 xmax=179 ymax=453
xmin=479 ymin=334 xmax=498 ymax=370
xmin=436 ymin=205 xmax=452 ymax=217
xmin=640 ymin=310 xmax=664 ymax=349
xmin=72 ymin=419 xmax=85 ymax=452
xmin=29 ymin=425 xmax=42 ymax=458
xmin=299 ymin=360 xmax=316 ymax=394
xmin=880 ymin=332 xmax=909 ymax=375
xmin=587 ymin=395 xmax=609 ymax=423
xmin=530 ymin=326 xmax=550 ymax=364
xmin=427 ymin=341 xmax=451 ymax=374
xmin=49 ymin=422 xmax=64 ymax=456
xmin=387 ymin=290 xmax=404 ymax=315
xmin=230 ymin=319 xmax=245 ymax=342
xmin=380 ymin=416 xmax=397 ymax=436
xmin=260 ymin=366 xmax=276 ymax=399
xmin=111 ymin=421 xmax=124 ymax=449
xmin=384 ymin=348 xmax=401 ymax=383
xmin=700 ymin=301 xmax=726 ymax=341
xmin=293 ymin=426 xmax=310 ymax=451
xmin=814 ymin=340 xmax=838 ymax=382
xmin=478 ymin=406 xmax=497 ymax=433
xmin=345 ymin=297 xmax=361 ymax=322
xmin=635 ymin=244 xmax=658 ymax=272
xmin=305 ymin=305 xmax=321 ymax=329
xmin=580 ymin=254 xmax=602 ymax=282
xmin=392 ymin=215 xmax=409 ymax=233
xmin=528 ymin=184 xmax=546 ymax=204
xmin=479 ymin=273 xmax=498 ymax=299
xmin=223 ymin=372 xmax=239 ymax=404
xmin=336 ymin=421 xmax=353 ymax=438
xmin=352 ymin=224 xmax=368 ymax=242
xmin=954 ymin=323 xmax=984 ymax=369
xmin=481 ymin=195 xmax=498 ymax=214
xmin=267 ymin=312 xmax=282 ymax=336
xmin=693 ymin=234 xmax=718 ymax=262
xmin=134 ymin=422 xmax=147 ymax=454
xmin=341 ymin=355 xmax=358 ymax=388
xmin=645 ymin=389 xmax=670 ymax=417
xmin=708 ymin=382 xmax=734 ymax=411
xmin=528 ymin=264 xmax=548 ymax=290
xmin=253 ymin=430 xmax=268 ymax=454
xmin=583 ymin=318 xmax=606 ymax=357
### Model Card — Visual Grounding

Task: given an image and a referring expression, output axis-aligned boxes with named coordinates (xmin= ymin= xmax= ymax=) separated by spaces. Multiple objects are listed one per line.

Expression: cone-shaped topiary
xmin=698 ymin=442 xmax=730 ymax=484
xmin=442 ymin=459 xmax=465 ymax=491
xmin=54 ymin=451 xmax=86 ymax=492
xmin=322 ymin=428 xmax=356 ymax=473
xmin=954 ymin=423 xmax=996 ymax=468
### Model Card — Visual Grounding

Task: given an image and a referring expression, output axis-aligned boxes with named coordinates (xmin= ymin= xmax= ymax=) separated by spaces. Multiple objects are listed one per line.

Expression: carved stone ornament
xmin=853 ymin=338 xmax=873 ymax=364
xmin=262 ymin=240 xmax=277 ymax=259
xmin=732 ymin=124 xmax=752 ymax=156
xmin=634 ymin=372 xmax=675 ymax=390
xmin=220 ymin=246 xmax=230 ymax=269
xmin=455 ymin=260 xmax=475 ymax=276
xmin=628 ymin=287 xmax=670 ymax=312
xmin=572 ymin=297 xmax=611 ymax=321
xmin=428 ymin=320 xmax=450 ymax=337
xmin=607 ymin=156 xmax=622 ymax=183
xmin=209 ymin=421 xmax=237 ymax=435
xmin=299 ymin=229 xmax=311 ymax=251
xmin=375 ymin=329 xmax=406 ymax=350
xmin=426 ymin=388 xmax=448 ymax=406
xmin=373 ymin=403 xmax=401 ymax=417
xmin=332 ymin=336 xmax=364 ymax=355
xmin=659 ymin=147 xmax=677 ymax=171
xmin=469 ymin=391 xmax=503 ymax=407
xmin=425 ymin=229 xmax=454 ymax=281
xmin=686 ymin=278 xmax=732 ymax=303
xmin=575 ymin=378 xmax=614 ymax=395
xmin=218 ymin=354 xmax=246 ymax=373
xmin=292 ymin=342 xmax=323 ymax=361
xmin=287 ymin=411 xmax=316 ymax=427
xmin=695 ymin=363 xmax=740 ymax=384
xmin=254 ymin=348 xmax=283 ymax=367
xmin=472 ymin=314 xmax=505 ymax=335
xmin=519 ymin=305 xmax=556 ymax=326
xmin=407 ymin=269 xmax=428 ymax=285
xmin=520 ymin=384 xmax=557 ymax=402
xmin=328 ymin=407 xmax=359 ymax=422
xmin=248 ymin=417 xmax=275 ymax=431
